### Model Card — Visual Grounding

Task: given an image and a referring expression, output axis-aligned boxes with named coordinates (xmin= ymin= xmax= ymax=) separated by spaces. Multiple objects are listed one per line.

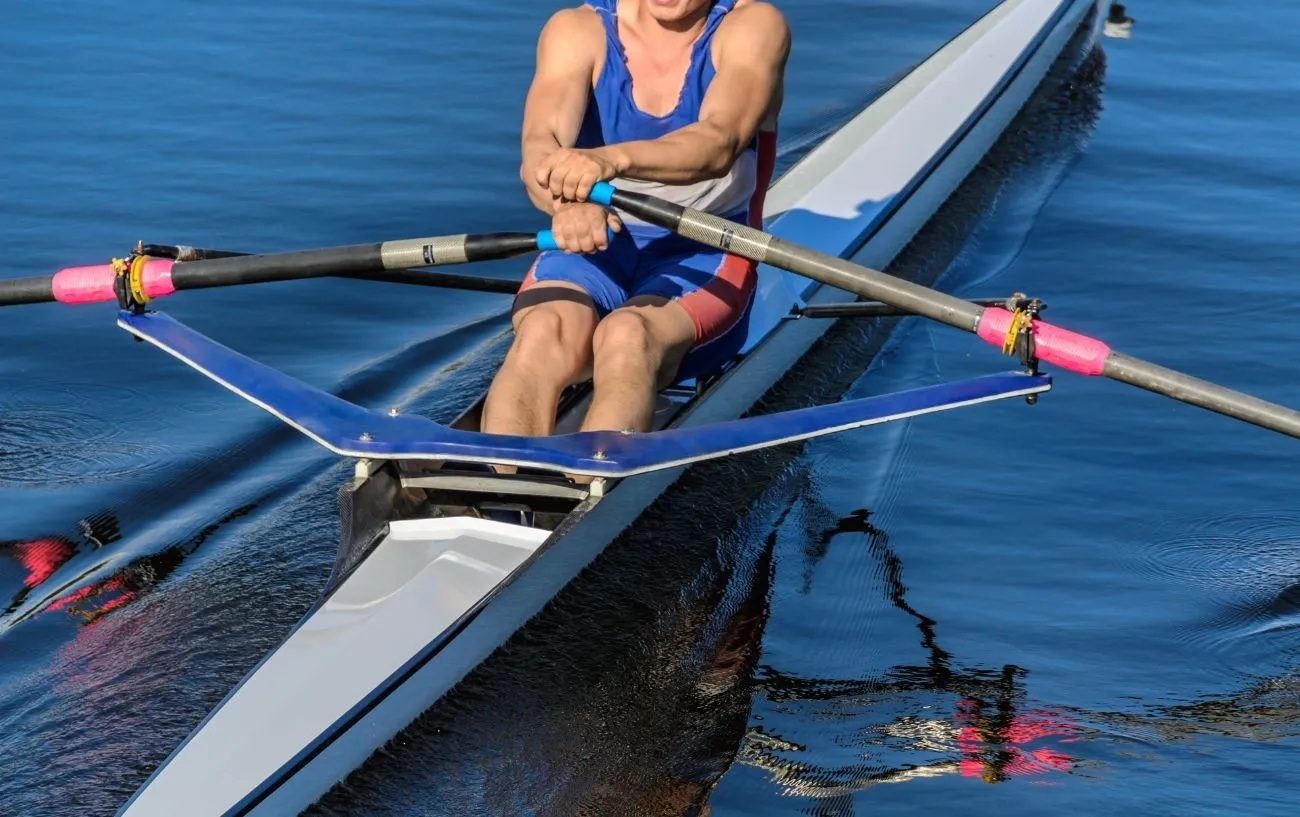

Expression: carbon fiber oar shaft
xmin=0 ymin=230 xmax=562 ymax=307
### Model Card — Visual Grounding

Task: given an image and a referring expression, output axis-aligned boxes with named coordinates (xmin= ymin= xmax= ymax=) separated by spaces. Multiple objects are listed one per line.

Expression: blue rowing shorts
xmin=516 ymin=225 xmax=756 ymax=381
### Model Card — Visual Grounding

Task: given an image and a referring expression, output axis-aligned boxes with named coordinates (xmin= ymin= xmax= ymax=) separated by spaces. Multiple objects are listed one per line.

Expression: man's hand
xmin=536 ymin=147 xmax=625 ymax=203
xmin=551 ymin=201 xmax=622 ymax=254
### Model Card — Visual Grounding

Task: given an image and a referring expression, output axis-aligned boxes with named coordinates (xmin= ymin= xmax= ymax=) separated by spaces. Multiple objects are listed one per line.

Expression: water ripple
xmin=1139 ymin=511 xmax=1300 ymax=653
xmin=0 ymin=381 xmax=175 ymax=487
xmin=1140 ymin=512 xmax=1300 ymax=595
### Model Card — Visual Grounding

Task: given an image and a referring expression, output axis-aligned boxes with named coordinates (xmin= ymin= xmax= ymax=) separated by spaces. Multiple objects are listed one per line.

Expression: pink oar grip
xmin=50 ymin=259 xmax=176 ymax=305
xmin=976 ymin=307 xmax=1110 ymax=376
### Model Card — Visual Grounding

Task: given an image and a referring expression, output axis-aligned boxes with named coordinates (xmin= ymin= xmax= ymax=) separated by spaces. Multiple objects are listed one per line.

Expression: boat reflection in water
xmin=1 ymin=505 xmax=253 ymax=629
xmin=1 ymin=511 xmax=118 ymax=619
xmin=737 ymin=506 xmax=1086 ymax=805
xmin=728 ymin=505 xmax=1300 ymax=808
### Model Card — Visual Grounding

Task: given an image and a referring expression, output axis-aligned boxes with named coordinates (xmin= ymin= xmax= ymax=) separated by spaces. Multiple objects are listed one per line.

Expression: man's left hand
xmin=536 ymin=147 xmax=622 ymax=203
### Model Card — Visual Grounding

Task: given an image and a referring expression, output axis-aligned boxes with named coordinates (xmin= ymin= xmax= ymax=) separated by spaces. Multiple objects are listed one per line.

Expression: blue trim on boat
xmin=118 ymin=310 xmax=1049 ymax=478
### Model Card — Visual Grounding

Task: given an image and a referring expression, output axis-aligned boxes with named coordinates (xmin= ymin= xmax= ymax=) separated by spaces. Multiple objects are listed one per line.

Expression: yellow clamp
xmin=999 ymin=294 xmax=1041 ymax=356
xmin=1001 ymin=308 xmax=1034 ymax=356
xmin=128 ymin=255 xmax=152 ymax=305
xmin=112 ymin=255 xmax=153 ymax=306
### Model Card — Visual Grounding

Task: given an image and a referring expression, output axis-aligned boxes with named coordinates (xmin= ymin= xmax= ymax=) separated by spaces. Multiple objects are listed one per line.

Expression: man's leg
xmin=580 ymin=241 xmax=758 ymax=433
xmin=482 ymin=282 xmax=599 ymax=437
xmin=580 ymin=296 xmax=696 ymax=433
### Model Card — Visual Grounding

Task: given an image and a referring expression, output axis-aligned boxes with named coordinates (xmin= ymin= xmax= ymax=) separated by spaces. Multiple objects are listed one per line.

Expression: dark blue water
xmin=3 ymin=1 xmax=1298 ymax=815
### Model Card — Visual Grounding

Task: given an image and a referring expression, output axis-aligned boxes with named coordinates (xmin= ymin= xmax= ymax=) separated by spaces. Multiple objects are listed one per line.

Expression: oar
xmin=590 ymin=181 xmax=1300 ymax=439
xmin=0 ymin=229 xmax=579 ymax=308
xmin=794 ymin=297 xmax=1009 ymax=319
xmin=133 ymin=243 xmax=524 ymax=295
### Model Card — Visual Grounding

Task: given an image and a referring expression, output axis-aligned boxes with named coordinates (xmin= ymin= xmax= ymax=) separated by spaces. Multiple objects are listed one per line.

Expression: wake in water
xmin=936 ymin=35 xmax=1108 ymax=297
xmin=1135 ymin=509 xmax=1300 ymax=714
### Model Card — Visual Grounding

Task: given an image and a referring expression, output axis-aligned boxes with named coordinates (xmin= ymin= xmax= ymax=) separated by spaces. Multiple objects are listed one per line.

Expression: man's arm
xmin=602 ymin=3 xmax=789 ymax=184
xmin=520 ymin=8 xmax=600 ymax=214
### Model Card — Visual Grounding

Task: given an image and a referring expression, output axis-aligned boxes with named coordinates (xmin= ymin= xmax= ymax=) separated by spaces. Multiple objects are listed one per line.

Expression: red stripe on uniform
xmin=676 ymin=128 xmax=778 ymax=344
xmin=511 ymin=256 xmax=542 ymax=312
xmin=677 ymin=252 xmax=758 ymax=344
xmin=518 ymin=256 xmax=540 ymax=290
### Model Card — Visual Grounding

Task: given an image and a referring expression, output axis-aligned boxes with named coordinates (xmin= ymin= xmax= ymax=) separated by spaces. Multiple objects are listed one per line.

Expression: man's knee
xmin=592 ymin=309 xmax=656 ymax=362
xmin=505 ymin=307 xmax=590 ymax=384
xmin=594 ymin=307 xmax=696 ymax=384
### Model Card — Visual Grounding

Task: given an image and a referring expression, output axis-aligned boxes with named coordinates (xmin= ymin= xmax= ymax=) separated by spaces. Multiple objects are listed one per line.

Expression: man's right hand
xmin=550 ymin=201 xmax=621 ymax=254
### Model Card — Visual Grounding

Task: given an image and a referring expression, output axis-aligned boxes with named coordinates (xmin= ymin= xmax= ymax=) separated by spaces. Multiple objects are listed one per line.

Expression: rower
xmin=481 ymin=0 xmax=789 ymax=440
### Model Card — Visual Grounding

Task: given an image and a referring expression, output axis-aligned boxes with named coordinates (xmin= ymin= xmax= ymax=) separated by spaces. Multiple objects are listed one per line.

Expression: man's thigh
xmin=625 ymin=245 xmax=759 ymax=384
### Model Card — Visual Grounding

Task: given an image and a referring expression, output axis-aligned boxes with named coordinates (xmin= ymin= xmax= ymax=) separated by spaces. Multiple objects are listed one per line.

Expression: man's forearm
xmin=521 ymin=134 xmax=563 ymax=213
xmin=601 ymin=122 xmax=741 ymax=185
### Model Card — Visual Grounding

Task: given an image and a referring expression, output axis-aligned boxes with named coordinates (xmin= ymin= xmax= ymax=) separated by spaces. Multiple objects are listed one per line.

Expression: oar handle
xmin=535 ymin=226 xmax=617 ymax=252
xmin=536 ymin=230 xmax=560 ymax=252
xmin=590 ymin=183 xmax=617 ymax=207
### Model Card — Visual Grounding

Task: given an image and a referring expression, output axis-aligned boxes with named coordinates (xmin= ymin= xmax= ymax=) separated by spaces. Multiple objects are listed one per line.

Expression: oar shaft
xmin=1103 ymin=352 xmax=1300 ymax=437
xmin=156 ymin=232 xmax=544 ymax=296
xmin=7 ymin=231 xmax=555 ymax=308
xmin=169 ymin=232 xmax=538 ymax=291
xmin=797 ymin=297 xmax=1008 ymax=319
xmin=591 ymin=182 xmax=1300 ymax=440
xmin=0 ymin=275 xmax=55 ymax=306
xmin=167 ymin=232 xmax=522 ymax=290
xmin=139 ymin=244 xmax=524 ymax=294
xmin=590 ymin=183 xmax=987 ymax=329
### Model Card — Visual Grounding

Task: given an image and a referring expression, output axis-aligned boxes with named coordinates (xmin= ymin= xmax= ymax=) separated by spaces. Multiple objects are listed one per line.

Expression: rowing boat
xmin=5 ymin=0 xmax=1290 ymax=808
xmin=16 ymin=0 xmax=1297 ymax=810
xmin=96 ymin=1 xmax=1106 ymax=813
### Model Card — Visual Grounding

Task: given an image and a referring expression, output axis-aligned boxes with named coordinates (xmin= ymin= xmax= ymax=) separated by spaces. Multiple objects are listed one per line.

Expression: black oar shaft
xmin=144 ymin=243 xmax=522 ymax=294
xmin=168 ymin=233 xmax=539 ymax=291
xmin=3 ymin=231 xmax=543 ymax=308
xmin=0 ymin=275 xmax=55 ymax=306
xmin=593 ymin=183 xmax=1300 ymax=440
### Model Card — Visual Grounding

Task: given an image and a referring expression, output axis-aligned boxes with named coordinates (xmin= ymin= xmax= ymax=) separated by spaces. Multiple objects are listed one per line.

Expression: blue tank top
xmin=576 ymin=0 xmax=773 ymax=227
